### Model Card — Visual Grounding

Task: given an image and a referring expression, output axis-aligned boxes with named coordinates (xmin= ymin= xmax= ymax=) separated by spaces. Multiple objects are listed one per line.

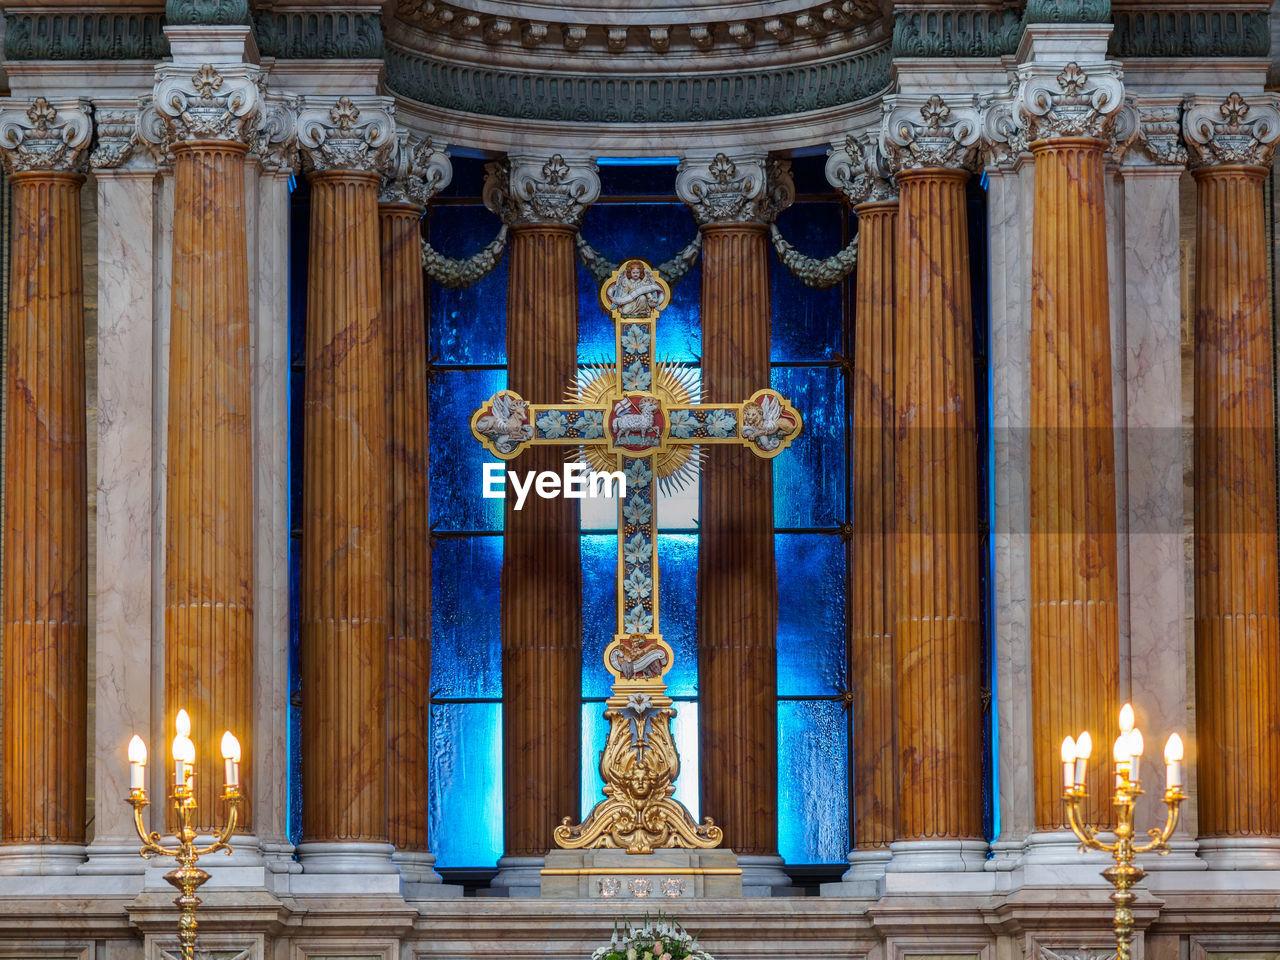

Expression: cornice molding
xmin=255 ymin=10 xmax=384 ymax=60
xmin=1023 ymin=0 xmax=1111 ymax=25
xmin=384 ymin=40 xmax=891 ymax=124
xmin=3 ymin=11 xmax=170 ymax=61
xmin=1108 ymin=8 xmax=1269 ymax=59
xmin=891 ymin=7 xmax=1021 ymax=59
xmin=165 ymin=0 xmax=252 ymax=27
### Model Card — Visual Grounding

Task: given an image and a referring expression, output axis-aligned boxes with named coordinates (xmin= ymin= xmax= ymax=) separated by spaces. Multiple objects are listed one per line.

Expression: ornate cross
xmin=471 ymin=258 xmax=802 ymax=854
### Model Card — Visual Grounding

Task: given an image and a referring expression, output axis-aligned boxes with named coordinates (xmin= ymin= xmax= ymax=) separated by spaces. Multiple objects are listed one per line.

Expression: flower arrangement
xmin=591 ymin=915 xmax=715 ymax=960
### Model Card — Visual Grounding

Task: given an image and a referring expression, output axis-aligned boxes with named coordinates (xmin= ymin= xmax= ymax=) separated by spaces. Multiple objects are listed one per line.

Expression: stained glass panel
xmin=775 ymin=533 xmax=846 ymax=698
xmin=429 ymin=368 xmax=506 ymax=531
xmin=431 ymin=536 xmax=503 ymax=698
xmin=428 ymin=204 xmax=508 ymax=365
xmin=429 ymin=702 xmax=504 ymax=867
xmin=777 ymin=699 xmax=849 ymax=864
xmin=770 ymin=202 xmax=845 ymax=362
xmin=771 ymin=365 xmax=846 ymax=527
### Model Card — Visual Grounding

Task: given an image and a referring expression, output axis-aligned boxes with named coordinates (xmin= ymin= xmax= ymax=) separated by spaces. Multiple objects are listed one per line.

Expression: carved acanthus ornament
xmin=380 ymin=132 xmax=453 ymax=207
xmin=481 ymin=154 xmax=601 ymax=228
xmin=1183 ymin=92 xmax=1280 ymax=168
xmin=89 ymin=108 xmax=142 ymax=171
xmin=422 ymin=225 xmax=509 ymax=289
xmin=249 ymin=94 xmax=301 ymax=174
xmin=1017 ymin=60 xmax=1124 ymax=143
xmin=769 ymin=226 xmax=858 ymax=290
xmin=298 ymin=96 xmax=397 ymax=174
xmin=153 ymin=62 xmax=263 ymax=145
xmin=977 ymin=89 xmax=1028 ymax=169
xmin=825 ymin=132 xmax=897 ymax=205
xmin=575 ymin=233 xmax=702 ymax=287
xmin=881 ymin=94 xmax=981 ymax=172
xmin=1113 ymin=101 xmax=1187 ymax=168
xmin=675 ymin=153 xmax=795 ymax=225
xmin=0 ymin=97 xmax=93 ymax=174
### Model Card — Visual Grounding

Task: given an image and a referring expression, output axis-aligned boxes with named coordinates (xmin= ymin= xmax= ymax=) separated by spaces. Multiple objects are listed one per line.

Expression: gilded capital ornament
xmin=675 ymin=153 xmax=794 ymax=225
xmin=825 ymin=133 xmax=897 ymax=205
xmin=481 ymin=153 xmax=600 ymax=227
xmin=0 ymin=97 xmax=93 ymax=173
xmin=380 ymin=131 xmax=453 ymax=208
xmin=1183 ymin=92 xmax=1280 ymax=168
xmin=297 ymin=95 xmax=397 ymax=175
xmin=881 ymin=94 xmax=981 ymax=172
xmin=152 ymin=61 xmax=263 ymax=145
xmin=1017 ymin=60 xmax=1124 ymax=143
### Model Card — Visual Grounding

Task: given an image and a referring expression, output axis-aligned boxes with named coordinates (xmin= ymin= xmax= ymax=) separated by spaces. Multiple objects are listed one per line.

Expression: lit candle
xmin=173 ymin=709 xmax=194 ymax=786
xmin=1119 ymin=702 xmax=1135 ymax=734
xmin=128 ymin=735 xmax=147 ymax=791
xmin=1164 ymin=732 xmax=1184 ymax=790
xmin=1128 ymin=728 xmax=1144 ymax=784
xmin=221 ymin=731 xmax=241 ymax=788
xmin=1061 ymin=735 xmax=1076 ymax=791
xmin=1113 ymin=733 xmax=1129 ymax=788
xmin=1074 ymin=731 xmax=1092 ymax=788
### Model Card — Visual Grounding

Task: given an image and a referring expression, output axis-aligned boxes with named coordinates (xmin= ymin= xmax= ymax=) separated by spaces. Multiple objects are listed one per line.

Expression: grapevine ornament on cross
xmin=471 ymin=258 xmax=803 ymax=854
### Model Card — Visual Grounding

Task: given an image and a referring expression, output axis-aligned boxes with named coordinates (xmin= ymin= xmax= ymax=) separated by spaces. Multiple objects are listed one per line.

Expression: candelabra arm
xmin=193 ymin=791 xmax=240 ymax=857
xmin=130 ymin=793 xmax=179 ymax=858
xmin=1065 ymin=790 xmax=1115 ymax=852
xmin=1134 ymin=789 xmax=1184 ymax=854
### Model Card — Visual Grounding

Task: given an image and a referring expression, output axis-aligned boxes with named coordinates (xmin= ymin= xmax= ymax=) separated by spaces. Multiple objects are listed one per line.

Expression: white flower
xmin=621 ymin=359 xmax=652 ymax=391
xmin=669 ymin=409 xmax=696 ymax=439
xmin=623 ymin=568 xmax=652 ymax=599
xmin=574 ymin=409 xmax=604 ymax=439
xmin=623 ymin=495 xmax=652 ymax=525
xmin=626 ymin=693 xmax=653 ymax=713
xmin=621 ymin=324 xmax=651 ymax=355
xmin=623 ymin=532 xmax=653 ymax=565
xmin=536 ymin=409 xmax=568 ymax=439
xmin=706 ymin=409 xmax=736 ymax=438
xmin=623 ymin=605 xmax=654 ymax=634
xmin=624 ymin=460 xmax=653 ymax=487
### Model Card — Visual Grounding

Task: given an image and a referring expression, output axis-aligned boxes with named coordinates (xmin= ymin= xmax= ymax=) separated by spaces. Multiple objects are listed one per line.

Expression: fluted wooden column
xmin=380 ymin=200 xmax=431 ymax=855
xmin=893 ymin=167 xmax=984 ymax=843
xmin=1 ymin=167 xmax=88 ymax=848
xmin=696 ymin=221 xmax=778 ymax=857
xmin=164 ymin=139 xmax=255 ymax=832
xmin=850 ymin=199 xmax=898 ymax=851
xmin=301 ymin=168 xmax=389 ymax=844
xmin=501 ymin=222 xmax=583 ymax=856
xmin=1028 ymin=137 xmax=1118 ymax=830
xmin=1192 ymin=162 xmax=1280 ymax=838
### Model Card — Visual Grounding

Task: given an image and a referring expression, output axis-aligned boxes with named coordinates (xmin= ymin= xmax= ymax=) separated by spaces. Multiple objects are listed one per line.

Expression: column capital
xmin=298 ymin=95 xmax=396 ymax=176
xmin=1183 ymin=92 xmax=1280 ymax=169
xmin=675 ymin=153 xmax=794 ymax=226
xmin=881 ymin=94 xmax=980 ymax=174
xmin=482 ymin=153 xmax=600 ymax=228
xmin=825 ymin=133 xmax=897 ymax=206
xmin=151 ymin=61 xmax=263 ymax=146
xmin=1016 ymin=59 xmax=1125 ymax=144
xmin=379 ymin=132 xmax=452 ymax=208
xmin=1113 ymin=100 xmax=1187 ymax=169
xmin=249 ymin=93 xmax=301 ymax=175
xmin=0 ymin=97 xmax=92 ymax=174
xmin=89 ymin=107 xmax=145 ymax=173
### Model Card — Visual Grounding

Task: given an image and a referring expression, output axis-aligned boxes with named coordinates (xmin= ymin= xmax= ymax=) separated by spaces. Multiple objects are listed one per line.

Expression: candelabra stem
xmin=166 ymin=863 xmax=211 ymax=960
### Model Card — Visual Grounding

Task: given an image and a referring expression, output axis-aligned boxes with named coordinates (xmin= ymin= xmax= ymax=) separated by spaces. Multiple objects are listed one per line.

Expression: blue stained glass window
xmin=428 ymin=368 xmax=506 ymax=531
xmin=777 ymin=699 xmax=850 ymax=864
xmin=581 ymin=534 xmax=618 ymax=700
xmin=771 ymin=365 xmax=847 ymax=527
xmin=770 ymin=202 xmax=845 ymax=362
xmin=428 ymin=205 xmax=508 ymax=365
xmin=431 ymin=537 xmax=503 ymax=698
xmin=775 ymin=533 xmax=847 ymax=698
xmin=429 ymin=702 xmax=504 ymax=866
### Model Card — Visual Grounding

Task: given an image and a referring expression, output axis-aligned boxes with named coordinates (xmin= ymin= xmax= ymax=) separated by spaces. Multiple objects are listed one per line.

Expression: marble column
xmin=482 ymin=154 xmax=597 ymax=895
xmin=677 ymin=153 xmax=793 ymax=893
xmin=1183 ymin=93 xmax=1280 ymax=869
xmin=825 ymin=134 xmax=898 ymax=886
xmin=379 ymin=136 xmax=450 ymax=887
xmin=152 ymin=62 xmax=262 ymax=834
xmin=296 ymin=96 xmax=398 ymax=874
xmin=1017 ymin=59 xmax=1125 ymax=835
xmin=0 ymin=97 xmax=92 ymax=874
xmin=881 ymin=96 xmax=986 ymax=871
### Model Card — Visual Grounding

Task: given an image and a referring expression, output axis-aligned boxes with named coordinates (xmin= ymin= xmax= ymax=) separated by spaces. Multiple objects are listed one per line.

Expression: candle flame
xmin=175 ymin=708 xmax=191 ymax=737
xmin=1164 ymin=732 xmax=1184 ymax=763
xmin=1075 ymin=731 xmax=1092 ymax=759
xmin=1118 ymin=702 xmax=1135 ymax=733
xmin=1061 ymin=735 xmax=1076 ymax=763
xmin=128 ymin=735 xmax=147 ymax=765
xmin=221 ymin=731 xmax=241 ymax=762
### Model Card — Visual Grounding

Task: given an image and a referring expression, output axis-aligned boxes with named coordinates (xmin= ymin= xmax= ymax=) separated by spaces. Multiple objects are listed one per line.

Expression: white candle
xmin=1061 ymin=736 xmax=1076 ymax=791
xmin=1074 ymin=731 xmax=1092 ymax=788
xmin=128 ymin=735 xmax=147 ymax=791
xmin=1164 ymin=733 xmax=1184 ymax=790
xmin=220 ymin=731 xmax=241 ymax=788
xmin=1128 ymin=728 xmax=1144 ymax=784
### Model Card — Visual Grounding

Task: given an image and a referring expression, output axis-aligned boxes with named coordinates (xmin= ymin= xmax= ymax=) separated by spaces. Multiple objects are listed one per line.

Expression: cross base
xmin=540 ymin=848 xmax=743 ymax=899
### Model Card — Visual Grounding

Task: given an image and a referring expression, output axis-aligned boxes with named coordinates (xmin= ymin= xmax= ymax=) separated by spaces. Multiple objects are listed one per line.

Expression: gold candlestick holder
xmin=1061 ymin=704 xmax=1186 ymax=960
xmin=127 ymin=711 xmax=242 ymax=960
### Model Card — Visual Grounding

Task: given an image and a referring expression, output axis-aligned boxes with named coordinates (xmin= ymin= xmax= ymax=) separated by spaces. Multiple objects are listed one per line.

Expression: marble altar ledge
xmin=541 ymin=849 xmax=743 ymax=899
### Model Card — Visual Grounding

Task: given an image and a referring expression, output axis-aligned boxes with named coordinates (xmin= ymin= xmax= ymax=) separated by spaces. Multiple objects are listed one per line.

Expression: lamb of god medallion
xmin=470 ymin=259 xmax=802 ymax=854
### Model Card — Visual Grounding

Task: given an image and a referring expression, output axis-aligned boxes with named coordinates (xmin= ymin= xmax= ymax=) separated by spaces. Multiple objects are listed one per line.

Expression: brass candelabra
xmin=127 ymin=709 xmax=243 ymax=960
xmin=1061 ymin=703 xmax=1186 ymax=960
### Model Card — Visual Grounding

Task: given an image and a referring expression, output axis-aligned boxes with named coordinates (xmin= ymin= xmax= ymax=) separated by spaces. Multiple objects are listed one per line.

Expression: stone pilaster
xmin=379 ymin=134 xmax=451 ymax=885
xmin=676 ymin=152 xmax=793 ymax=890
xmin=1183 ymin=92 xmax=1280 ymax=868
xmin=0 ymin=97 xmax=92 ymax=872
xmin=297 ymin=95 xmax=398 ymax=874
xmin=482 ymin=154 xmax=597 ymax=893
xmin=880 ymin=95 xmax=986 ymax=871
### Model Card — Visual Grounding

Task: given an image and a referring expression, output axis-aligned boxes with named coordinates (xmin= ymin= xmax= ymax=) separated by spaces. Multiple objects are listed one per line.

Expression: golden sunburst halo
xmin=568 ymin=361 xmax=703 ymax=494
